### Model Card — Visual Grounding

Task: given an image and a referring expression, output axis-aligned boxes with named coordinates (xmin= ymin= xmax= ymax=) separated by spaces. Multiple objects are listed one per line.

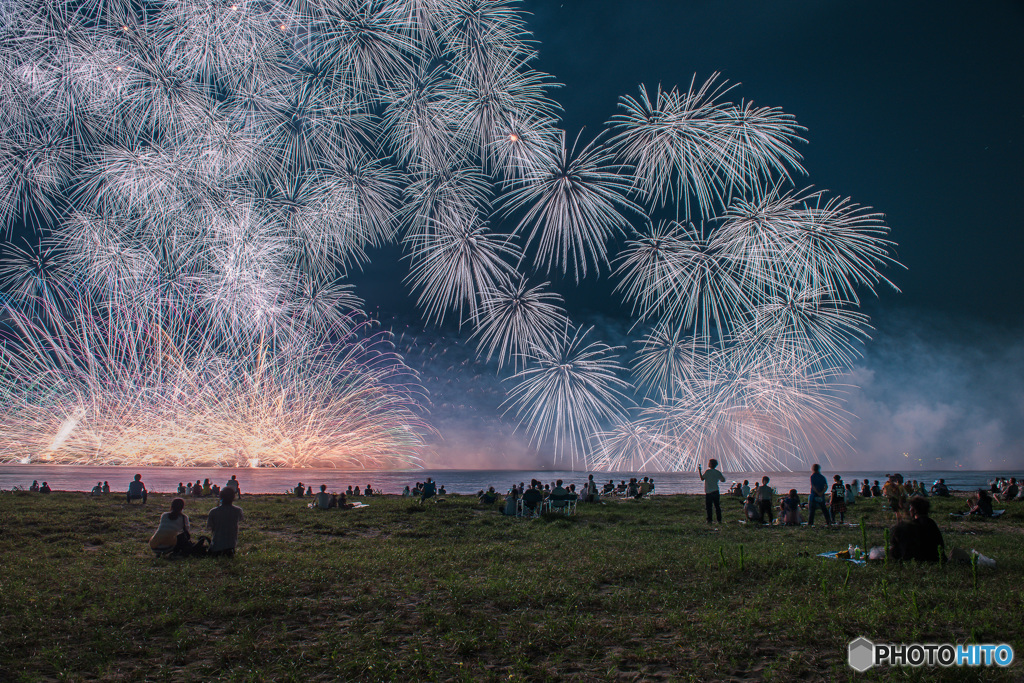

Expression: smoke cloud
xmin=840 ymin=311 xmax=1024 ymax=472
xmin=393 ymin=309 xmax=1024 ymax=473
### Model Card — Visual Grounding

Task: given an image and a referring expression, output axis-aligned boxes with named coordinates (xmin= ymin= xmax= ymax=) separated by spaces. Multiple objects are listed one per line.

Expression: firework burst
xmin=0 ymin=0 xmax=899 ymax=470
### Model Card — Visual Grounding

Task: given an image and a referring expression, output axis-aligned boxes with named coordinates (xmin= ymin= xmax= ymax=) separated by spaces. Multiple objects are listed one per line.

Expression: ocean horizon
xmin=1 ymin=464 xmax=1013 ymax=496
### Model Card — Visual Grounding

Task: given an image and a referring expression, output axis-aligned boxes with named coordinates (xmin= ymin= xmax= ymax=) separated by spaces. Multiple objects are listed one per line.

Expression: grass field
xmin=1 ymin=490 xmax=1021 ymax=682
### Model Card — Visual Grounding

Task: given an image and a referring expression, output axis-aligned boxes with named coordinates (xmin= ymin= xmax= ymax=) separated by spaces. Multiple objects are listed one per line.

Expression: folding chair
xmin=517 ymin=498 xmax=540 ymax=518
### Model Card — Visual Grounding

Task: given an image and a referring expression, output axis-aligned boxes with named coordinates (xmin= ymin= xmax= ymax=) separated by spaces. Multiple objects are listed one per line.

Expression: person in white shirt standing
xmin=698 ymin=459 xmax=726 ymax=524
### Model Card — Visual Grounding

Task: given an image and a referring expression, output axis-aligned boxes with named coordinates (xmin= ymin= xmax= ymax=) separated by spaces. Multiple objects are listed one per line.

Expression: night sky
xmin=519 ymin=0 xmax=1024 ymax=326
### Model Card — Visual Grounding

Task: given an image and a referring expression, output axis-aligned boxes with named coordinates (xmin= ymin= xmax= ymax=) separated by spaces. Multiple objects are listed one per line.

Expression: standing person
xmin=757 ymin=476 xmax=775 ymax=524
xmin=127 ymin=474 xmax=148 ymax=504
xmin=585 ymin=474 xmax=599 ymax=503
xmin=206 ymin=488 xmax=244 ymax=557
xmin=882 ymin=475 xmax=907 ymax=523
xmin=698 ymin=459 xmax=726 ymax=524
xmin=829 ymin=475 xmax=847 ymax=523
xmin=807 ymin=464 xmax=831 ymax=526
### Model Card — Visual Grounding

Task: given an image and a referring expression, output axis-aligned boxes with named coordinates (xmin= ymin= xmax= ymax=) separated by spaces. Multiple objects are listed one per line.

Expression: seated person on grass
xmin=781 ymin=490 xmax=802 ymax=526
xmin=522 ymin=484 xmax=544 ymax=514
xmin=294 ymin=482 xmax=305 ymax=497
xmin=503 ymin=487 xmax=519 ymax=516
xmin=743 ymin=495 xmax=759 ymax=522
xmin=39 ymin=482 xmax=51 ymax=493
xmin=889 ymin=496 xmax=944 ymax=562
xmin=997 ymin=478 xmax=1018 ymax=502
xmin=206 ymin=488 xmax=244 ymax=558
xmin=479 ymin=487 xmax=498 ymax=505
xmin=548 ymin=480 xmax=571 ymax=510
xmin=930 ymin=479 xmax=950 ymax=497
xmin=313 ymin=485 xmax=332 ymax=510
xmin=91 ymin=482 xmax=103 ymax=496
xmin=127 ymin=474 xmax=148 ymax=504
xmin=420 ymin=478 xmax=437 ymax=503
xmin=968 ymin=489 xmax=994 ymax=517
xmin=150 ymin=497 xmax=207 ymax=556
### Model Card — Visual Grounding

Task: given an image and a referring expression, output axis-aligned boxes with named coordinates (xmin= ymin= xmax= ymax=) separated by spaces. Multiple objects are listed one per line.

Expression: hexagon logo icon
xmin=848 ymin=637 xmax=875 ymax=672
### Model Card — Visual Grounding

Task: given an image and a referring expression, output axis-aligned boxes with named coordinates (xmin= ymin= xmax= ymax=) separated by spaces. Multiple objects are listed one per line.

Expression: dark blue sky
xmin=521 ymin=0 xmax=1024 ymax=326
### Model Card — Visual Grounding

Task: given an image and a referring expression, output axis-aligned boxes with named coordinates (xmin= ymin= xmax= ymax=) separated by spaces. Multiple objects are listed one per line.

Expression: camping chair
xmin=548 ymin=495 xmax=577 ymax=515
xmin=517 ymin=498 xmax=541 ymax=518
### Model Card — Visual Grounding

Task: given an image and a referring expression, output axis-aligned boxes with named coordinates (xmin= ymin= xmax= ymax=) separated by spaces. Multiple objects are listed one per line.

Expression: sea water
xmin=0 ymin=464 xmax=1008 ymax=495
